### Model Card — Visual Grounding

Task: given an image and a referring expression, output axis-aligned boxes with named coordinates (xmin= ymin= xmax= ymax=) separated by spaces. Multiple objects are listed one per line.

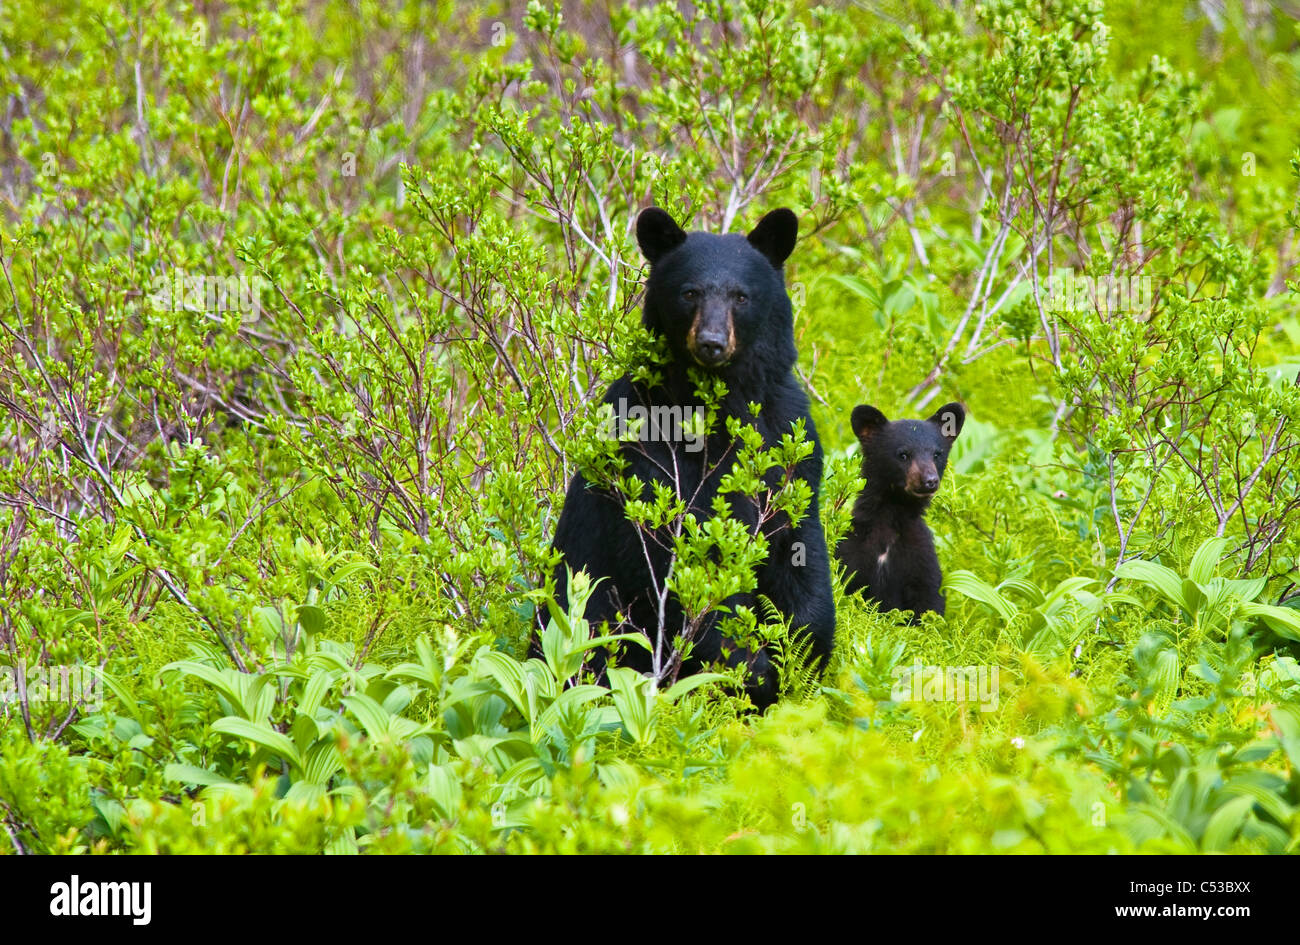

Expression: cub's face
xmin=636 ymin=208 xmax=798 ymax=370
xmin=851 ymin=403 xmax=966 ymax=503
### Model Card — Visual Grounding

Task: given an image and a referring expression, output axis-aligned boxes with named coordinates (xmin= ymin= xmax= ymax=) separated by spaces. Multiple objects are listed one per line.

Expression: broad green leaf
xmin=944 ymin=570 xmax=1017 ymax=623
xmin=1151 ymin=648 xmax=1180 ymax=711
xmin=1223 ymin=779 xmax=1293 ymax=824
xmin=476 ymin=651 xmax=531 ymax=719
xmin=329 ymin=561 xmax=379 ymax=587
xmin=999 ymin=577 xmax=1044 ymax=605
xmin=93 ymin=669 xmax=142 ymax=722
xmin=662 ymin=672 xmax=730 ymax=703
xmin=1187 ymin=537 xmax=1228 ymax=584
xmin=607 ymin=666 xmax=654 ymax=743
xmin=1115 ymin=559 xmax=1187 ymax=612
xmin=1180 ymin=578 xmax=1207 ymax=618
xmin=324 ymin=827 xmax=359 ymax=856
xmin=93 ymin=798 xmax=126 ymax=837
xmin=426 ymin=764 xmax=463 ymax=819
xmin=343 ymin=693 xmax=392 ymax=739
xmin=211 ymin=717 xmax=302 ymax=770
xmin=300 ymin=669 xmax=338 ymax=717
xmin=1201 ymin=795 xmax=1253 ymax=851
xmin=297 ymin=604 xmax=327 ymax=635
xmin=1239 ymin=601 xmax=1300 ymax=641
xmin=164 ymin=661 xmax=245 ymax=713
xmin=303 ymin=741 xmax=344 ymax=785
xmin=1128 ymin=803 xmax=1198 ymax=850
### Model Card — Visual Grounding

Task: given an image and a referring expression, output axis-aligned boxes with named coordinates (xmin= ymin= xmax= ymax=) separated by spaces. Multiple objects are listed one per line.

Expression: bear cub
xmin=545 ymin=207 xmax=836 ymax=710
xmin=836 ymin=402 xmax=964 ymax=620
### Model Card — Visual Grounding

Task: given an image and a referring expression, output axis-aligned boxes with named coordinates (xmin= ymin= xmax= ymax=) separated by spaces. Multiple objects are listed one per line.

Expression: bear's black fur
xmin=836 ymin=402 xmax=964 ymax=620
xmin=546 ymin=207 xmax=836 ymax=709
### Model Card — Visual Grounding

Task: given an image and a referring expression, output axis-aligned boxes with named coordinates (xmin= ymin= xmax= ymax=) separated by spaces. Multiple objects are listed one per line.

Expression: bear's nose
xmin=922 ymin=476 xmax=940 ymax=492
xmin=693 ymin=334 xmax=730 ymax=365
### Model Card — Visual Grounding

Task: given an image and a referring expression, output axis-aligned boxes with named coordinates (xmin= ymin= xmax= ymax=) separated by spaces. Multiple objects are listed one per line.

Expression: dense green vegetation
xmin=1 ymin=0 xmax=1299 ymax=854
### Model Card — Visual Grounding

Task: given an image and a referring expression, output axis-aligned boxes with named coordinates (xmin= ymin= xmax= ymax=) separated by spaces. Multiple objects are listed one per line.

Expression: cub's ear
xmin=636 ymin=207 xmax=688 ymax=265
xmin=851 ymin=404 xmax=889 ymax=442
xmin=746 ymin=208 xmax=798 ymax=268
xmin=927 ymin=402 xmax=966 ymax=443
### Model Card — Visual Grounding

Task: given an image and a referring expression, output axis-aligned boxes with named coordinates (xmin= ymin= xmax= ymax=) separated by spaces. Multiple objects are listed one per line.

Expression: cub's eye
xmin=731 ymin=290 xmax=748 ymax=304
xmin=897 ymin=450 xmax=910 ymax=461
xmin=935 ymin=450 xmax=946 ymax=460
xmin=682 ymin=289 xmax=698 ymax=302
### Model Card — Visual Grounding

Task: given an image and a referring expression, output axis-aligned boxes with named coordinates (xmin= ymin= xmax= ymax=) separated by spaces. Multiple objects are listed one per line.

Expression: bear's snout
xmin=906 ymin=462 xmax=941 ymax=497
xmin=686 ymin=300 xmax=737 ymax=367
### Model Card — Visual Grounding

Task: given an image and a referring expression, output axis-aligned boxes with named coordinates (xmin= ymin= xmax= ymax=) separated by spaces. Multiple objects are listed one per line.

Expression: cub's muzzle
xmin=905 ymin=464 xmax=941 ymax=498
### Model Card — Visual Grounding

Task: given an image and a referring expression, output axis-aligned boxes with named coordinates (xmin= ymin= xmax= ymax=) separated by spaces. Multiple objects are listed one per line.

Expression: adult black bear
xmin=547 ymin=207 xmax=835 ymax=709
xmin=836 ymin=402 xmax=964 ymax=620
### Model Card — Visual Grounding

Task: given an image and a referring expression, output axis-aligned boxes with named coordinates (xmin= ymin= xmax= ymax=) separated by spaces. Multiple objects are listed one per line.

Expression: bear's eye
xmin=936 ymin=450 xmax=946 ymax=460
xmin=731 ymin=290 xmax=748 ymax=304
xmin=682 ymin=288 xmax=698 ymax=302
xmin=898 ymin=450 xmax=910 ymax=461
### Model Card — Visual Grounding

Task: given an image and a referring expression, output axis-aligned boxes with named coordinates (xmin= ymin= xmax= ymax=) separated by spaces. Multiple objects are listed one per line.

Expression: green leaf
xmin=1187 ymin=537 xmax=1228 ymax=584
xmin=93 ymin=669 xmax=142 ymax=723
xmin=1151 ymin=647 xmax=1180 ymax=710
xmin=303 ymin=741 xmax=344 ymax=785
xmin=1223 ymin=779 xmax=1293 ymax=825
xmin=1180 ymin=578 xmax=1207 ymax=618
xmin=297 ymin=604 xmax=327 ymax=635
xmin=1000 ymin=577 xmax=1045 ymax=605
xmin=475 ymin=651 xmax=532 ymax=720
xmin=1201 ymin=795 xmax=1253 ymax=851
xmin=607 ymin=666 xmax=654 ymax=743
xmin=1239 ymin=601 xmax=1300 ymax=641
xmin=1128 ymin=803 xmax=1198 ymax=850
xmin=300 ymin=669 xmax=338 ymax=717
xmin=163 ymin=660 xmax=244 ymax=713
xmin=211 ymin=717 xmax=302 ymax=770
xmin=329 ymin=561 xmax=379 ymax=587
xmin=93 ymin=798 xmax=126 ymax=837
xmin=426 ymin=764 xmax=463 ymax=820
xmin=1115 ymin=559 xmax=1187 ymax=612
xmin=944 ymin=570 xmax=1017 ymax=623
xmin=343 ymin=693 xmax=392 ymax=739
xmin=537 ymin=684 xmax=607 ymax=732
xmin=662 ymin=672 xmax=730 ymax=703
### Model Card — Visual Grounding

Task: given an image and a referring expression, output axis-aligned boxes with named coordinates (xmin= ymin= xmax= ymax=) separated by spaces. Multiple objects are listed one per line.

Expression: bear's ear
xmin=927 ymin=402 xmax=966 ymax=443
xmin=851 ymin=404 xmax=889 ymax=442
xmin=746 ymin=208 xmax=799 ymax=268
xmin=636 ymin=207 xmax=688 ymax=265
